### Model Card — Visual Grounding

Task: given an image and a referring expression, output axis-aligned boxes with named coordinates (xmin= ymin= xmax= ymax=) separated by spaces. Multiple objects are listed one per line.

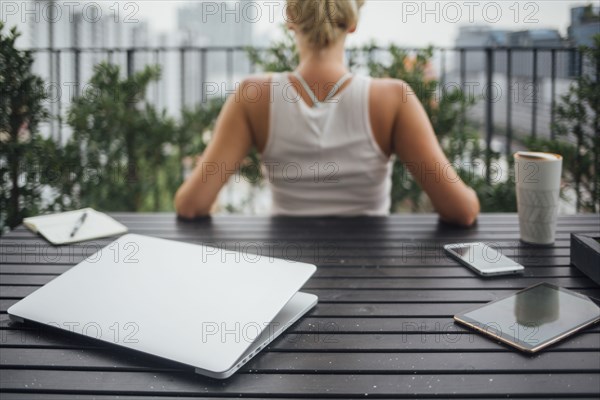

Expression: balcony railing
xmin=28 ymin=45 xmax=584 ymax=159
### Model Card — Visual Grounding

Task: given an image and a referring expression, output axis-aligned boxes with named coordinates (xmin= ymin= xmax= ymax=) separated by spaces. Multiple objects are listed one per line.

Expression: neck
xmin=296 ymin=39 xmax=348 ymax=77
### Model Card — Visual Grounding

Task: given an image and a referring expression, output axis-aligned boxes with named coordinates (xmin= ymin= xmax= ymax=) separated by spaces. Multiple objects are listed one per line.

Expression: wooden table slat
xmin=1 ymin=369 xmax=599 ymax=397
xmin=1 ymin=213 xmax=599 ymax=399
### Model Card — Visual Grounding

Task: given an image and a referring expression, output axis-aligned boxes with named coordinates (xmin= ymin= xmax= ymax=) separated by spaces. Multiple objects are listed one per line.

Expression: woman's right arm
xmin=390 ymin=80 xmax=480 ymax=226
xmin=174 ymin=82 xmax=254 ymax=218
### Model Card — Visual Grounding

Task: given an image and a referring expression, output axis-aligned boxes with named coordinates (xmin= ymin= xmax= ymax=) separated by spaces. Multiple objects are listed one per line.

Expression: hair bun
xmin=287 ymin=0 xmax=365 ymax=49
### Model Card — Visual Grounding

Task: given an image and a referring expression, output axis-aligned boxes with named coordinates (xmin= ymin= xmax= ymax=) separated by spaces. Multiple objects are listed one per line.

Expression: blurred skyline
xmin=134 ymin=0 xmax=592 ymax=47
xmin=2 ymin=0 xmax=596 ymax=142
xmin=1 ymin=1 xmax=595 ymax=48
xmin=1 ymin=1 xmax=596 ymax=214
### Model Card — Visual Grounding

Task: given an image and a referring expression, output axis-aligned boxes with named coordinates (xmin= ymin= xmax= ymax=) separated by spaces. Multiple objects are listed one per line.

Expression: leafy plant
xmin=545 ymin=34 xmax=599 ymax=212
xmin=176 ymin=99 xmax=224 ymax=181
xmin=0 ymin=23 xmax=54 ymax=231
xmin=520 ymin=35 xmax=600 ymax=213
xmin=363 ymin=44 xmax=489 ymax=212
xmin=59 ymin=62 xmax=228 ymax=213
xmin=63 ymin=63 xmax=176 ymax=211
xmin=247 ymin=28 xmax=299 ymax=72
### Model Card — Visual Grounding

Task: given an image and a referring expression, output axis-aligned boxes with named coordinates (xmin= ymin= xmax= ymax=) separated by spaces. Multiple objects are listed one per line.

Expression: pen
xmin=70 ymin=211 xmax=88 ymax=237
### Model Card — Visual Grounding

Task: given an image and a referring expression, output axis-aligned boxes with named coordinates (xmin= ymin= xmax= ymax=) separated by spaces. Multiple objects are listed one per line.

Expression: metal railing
xmin=28 ymin=45 xmax=584 ymax=161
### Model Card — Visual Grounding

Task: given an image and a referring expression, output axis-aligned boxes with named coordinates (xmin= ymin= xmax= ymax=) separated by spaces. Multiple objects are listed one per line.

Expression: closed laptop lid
xmin=8 ymin=234 xmax=317 ymax=373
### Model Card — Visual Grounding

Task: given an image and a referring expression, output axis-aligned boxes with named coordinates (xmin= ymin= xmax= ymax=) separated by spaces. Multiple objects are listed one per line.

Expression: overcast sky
xmin=0 ymin=1 xmax=592 ymax=47
xmin=134 ymin=0 xmax=592 ymax=47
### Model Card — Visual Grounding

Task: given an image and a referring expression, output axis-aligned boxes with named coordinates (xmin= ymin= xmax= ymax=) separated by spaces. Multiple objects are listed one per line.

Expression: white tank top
xmin=261 ymin=72 xmax=393 ymax=216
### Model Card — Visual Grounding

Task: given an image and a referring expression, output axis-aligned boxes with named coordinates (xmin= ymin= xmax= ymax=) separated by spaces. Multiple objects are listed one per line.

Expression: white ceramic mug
xmin=514 ymin=152 xmax=563 ymax=245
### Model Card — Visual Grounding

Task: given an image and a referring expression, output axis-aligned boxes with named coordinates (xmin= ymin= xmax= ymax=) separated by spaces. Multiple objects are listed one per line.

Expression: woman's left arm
xmin=174 ymin=83 xmax=253 ymax=218
xmin=390 ymin=80 xmax=480 ymax=226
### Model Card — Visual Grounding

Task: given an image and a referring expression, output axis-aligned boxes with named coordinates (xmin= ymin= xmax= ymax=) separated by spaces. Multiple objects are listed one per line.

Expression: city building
xmin=452 ymin=24 xmax=574 ymax=142
xmin=454 ymin=25 xmax=510 ymax=48
xmin=177 ymin=0 xmax=254 ymax=47
xmin=569 ymin=4 xmax=600 ymax=47
xmin=509 ymin=29 xmax=564 ymax=48
xmin=7 ymin=1 xmax=153 ymax=141
xmin=454 ymin=26 xmax=569 ymax=78
xmin=176 ymin=0 xmax=257 ymax=107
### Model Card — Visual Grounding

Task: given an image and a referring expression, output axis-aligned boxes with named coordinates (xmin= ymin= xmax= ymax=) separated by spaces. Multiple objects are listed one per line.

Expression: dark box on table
xmin=571 ymin=233 xmax=600 ymax=286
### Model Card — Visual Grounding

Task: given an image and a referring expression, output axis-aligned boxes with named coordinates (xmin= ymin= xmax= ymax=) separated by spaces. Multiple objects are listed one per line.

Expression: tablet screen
xmin=455 ymin=283 xmax=600 ymax=352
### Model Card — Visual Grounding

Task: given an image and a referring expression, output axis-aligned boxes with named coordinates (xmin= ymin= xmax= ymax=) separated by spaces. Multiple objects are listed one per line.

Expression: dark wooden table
xmin=1 ymin=213 xmax=599 ymax=399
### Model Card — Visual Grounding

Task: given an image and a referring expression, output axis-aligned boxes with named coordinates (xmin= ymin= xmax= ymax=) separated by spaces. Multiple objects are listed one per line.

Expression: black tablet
xmin=454 ymin=282 xmax=600 ymax=353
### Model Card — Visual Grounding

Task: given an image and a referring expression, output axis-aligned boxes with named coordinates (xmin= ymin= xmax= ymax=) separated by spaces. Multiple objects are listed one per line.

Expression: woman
xmin=175 ymin=0 xmax=480 ymax=226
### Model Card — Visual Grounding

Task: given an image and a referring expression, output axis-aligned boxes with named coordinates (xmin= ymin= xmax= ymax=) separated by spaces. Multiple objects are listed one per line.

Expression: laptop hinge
xmin=8 ymin=314 xmax=24 ymax=323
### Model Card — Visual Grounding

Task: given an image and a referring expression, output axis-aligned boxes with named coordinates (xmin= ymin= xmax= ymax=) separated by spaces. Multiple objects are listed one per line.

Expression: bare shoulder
xmin=370 ymin=77 xmax=424 ymax=121
xmin=240 ymin=73 xmax=273 ymax=88
xmin=367 ymin=78 xmax=411 ymax=156
xmin=238 ymin=74 xmax=275 ymax=151
xmin=370 ymin=77 xmax=409 ymax=88
xmin=368 ymin=77 xmax=411 ymax=123
xmin=237 ymin=74 xmax=276 ymax=106
xmin=244 ymin=73 xmax=275 ymax=83
xmin=370 ymin=77 xmax=412 ymax=102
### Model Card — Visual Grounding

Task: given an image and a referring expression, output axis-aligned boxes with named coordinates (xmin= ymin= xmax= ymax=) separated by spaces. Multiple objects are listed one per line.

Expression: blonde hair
xmin=286 ymin=0 xmax=365 ymax=48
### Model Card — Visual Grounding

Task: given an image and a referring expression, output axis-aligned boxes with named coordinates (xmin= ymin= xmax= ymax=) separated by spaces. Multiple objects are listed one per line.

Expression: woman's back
xmin=261 ymin=73 xmax=392 ymax=215
xmin=174 ymin=0 xmax=480 ymax=226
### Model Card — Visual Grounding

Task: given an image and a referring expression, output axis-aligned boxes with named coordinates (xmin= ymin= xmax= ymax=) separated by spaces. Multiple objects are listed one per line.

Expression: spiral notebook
xmin=23 ymin=208 xmax=128 ymax=245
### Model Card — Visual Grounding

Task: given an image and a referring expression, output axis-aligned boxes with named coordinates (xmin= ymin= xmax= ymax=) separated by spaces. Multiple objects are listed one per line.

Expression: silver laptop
xmin=8 ymin=234 xmax=317 ymax=379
